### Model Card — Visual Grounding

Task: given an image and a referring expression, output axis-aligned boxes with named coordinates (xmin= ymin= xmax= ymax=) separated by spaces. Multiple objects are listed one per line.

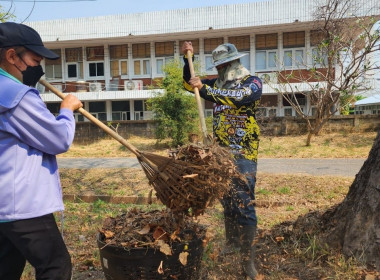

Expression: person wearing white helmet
xmin=182 ymin=41 xmax=262 ymax=279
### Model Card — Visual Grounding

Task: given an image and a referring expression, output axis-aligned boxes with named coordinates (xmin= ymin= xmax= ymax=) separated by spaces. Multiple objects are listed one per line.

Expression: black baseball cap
xmin=0 ymin=22 xmax=59 ymax=60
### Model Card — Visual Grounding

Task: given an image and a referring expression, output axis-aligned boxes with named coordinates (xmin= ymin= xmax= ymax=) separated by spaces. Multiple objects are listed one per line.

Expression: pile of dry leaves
xmin=99 ymin=208 xmax=207 ymax=255
xmin=164 ymin=140 xmax=246 ymax=216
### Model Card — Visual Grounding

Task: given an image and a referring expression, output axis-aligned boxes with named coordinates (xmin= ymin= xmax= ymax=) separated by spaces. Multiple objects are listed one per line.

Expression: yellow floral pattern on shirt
xmin=213 ymin=99 xmax=260 ymax=162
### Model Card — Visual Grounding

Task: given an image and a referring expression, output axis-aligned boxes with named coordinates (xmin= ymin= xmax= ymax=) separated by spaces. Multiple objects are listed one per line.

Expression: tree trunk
xmin=306 ymin=131 xmax=313 ymax=146
xmin=323 ymin=131 xmax=380 ymax=270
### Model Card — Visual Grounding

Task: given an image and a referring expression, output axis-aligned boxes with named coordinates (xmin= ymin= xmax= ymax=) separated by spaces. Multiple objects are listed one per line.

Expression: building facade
xmin=27 ymin=0 xmax=380 ymax=121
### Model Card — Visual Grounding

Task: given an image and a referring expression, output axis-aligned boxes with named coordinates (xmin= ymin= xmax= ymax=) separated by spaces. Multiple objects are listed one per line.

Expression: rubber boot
xmin=220 ymin=216 xmax=240 ymax=255
xmin=225 ymin=216 xmax=240 ymax=247
xmin=240 ymin=225 xmax=258 ymax=280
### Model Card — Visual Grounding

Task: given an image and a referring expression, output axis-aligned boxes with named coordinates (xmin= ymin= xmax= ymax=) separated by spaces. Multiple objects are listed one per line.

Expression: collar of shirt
xmin=0 ymin=67 xmax=22 ymax=84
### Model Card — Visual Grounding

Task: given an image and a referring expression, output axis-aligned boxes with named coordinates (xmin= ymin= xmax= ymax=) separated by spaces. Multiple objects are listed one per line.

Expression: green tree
xmin=147 ymin=59 xmax=199 ymax=146
xmin=0 ymin=4 xmax=15 ymax=22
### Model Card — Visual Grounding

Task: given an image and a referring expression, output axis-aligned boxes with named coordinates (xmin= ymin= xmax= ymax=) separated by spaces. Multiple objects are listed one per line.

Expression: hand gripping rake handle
xmin=186 ymin=50 xmax=210 ymax=145
xmin=39 ymin=79 xmax=141 ymax=158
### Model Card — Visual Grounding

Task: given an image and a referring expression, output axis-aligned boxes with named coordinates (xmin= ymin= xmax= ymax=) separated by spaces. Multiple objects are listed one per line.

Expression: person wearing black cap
xmin=182 ymin=41 xmax=262 ymax=279
xmin=0 ymin=22 xmax=82 ymax=280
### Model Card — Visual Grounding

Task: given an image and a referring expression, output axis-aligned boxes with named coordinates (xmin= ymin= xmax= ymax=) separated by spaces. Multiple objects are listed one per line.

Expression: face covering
xmin=21 ymin=65 xmax=45 ymax=87
xmin=15 ymin=54 xmax=45 ymax=87
xmin=215 ymin=60 xmax=251 ymax=89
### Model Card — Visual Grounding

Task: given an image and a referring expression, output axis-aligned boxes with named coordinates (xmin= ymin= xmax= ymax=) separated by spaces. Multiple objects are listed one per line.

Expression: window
xmin=229 ymin=36 xmax=250 ymax=51
xmin=283 ymin=31 xmax=305 ymax=48
xmin=132 ymin=43 xmax=151 ymax=76
xmin=67 ymin=63 xmax=79 ymax=79
xmin=86 ymin=46 xmax=104 ymax=78
xmin=283 ymin=48 xmax=304 ymax=68
xmin=156 ymin=57 xmax=174 ymax=75
xmin=89 ymin=101 xmax=107 ymax=121
xmin=65 ymin=48 xmax=83 ymax=79
xmin=46 ymin=102 xmax=61 ymax=116
xmin=255 ymin=50 xmax=277 ymax=70
xmin=112 ymin=101 xmax=130 ymax=120
xmin=134 ymin=59 xmax=150 ymax=75
xmin=268 ymin=108 xmax=277 ymax=117
xmin=284 ymin=108 xmax=293 ymax=116
xmin=257 ymin=107 xmax=277 ymax=118
xmin=256 ymin=33 xmax=278 ymax=50
xmin=282 ymin=31 xmax=305 ymax=68
xmin=257 ymin=107 xmax=267 ymax=117
xmin=204 ymin=54 xmax=214 ymax=71
xmin=110 ymin=44 xmax=128 ymax=77
xmin=310 ymin=30 xmax=325 ymax=47
xmin=45 ymin=49 xmax=62 ymax=80
xmin=255 ymin=34 xmax=278 ymax=71
xmin=258 ymin=95 xmax=278 ymax=117
xmin=311 ymin=47 xmax=328 ymax=68
xmin=74 ymin=113 xmax=85 ymax=122
xmin=155 ymin=41 xmax=174 ymax=75
xmin=134 ymin=100 xmax=147 ymax=120
xmin=228 ymin=36 xmax=250 ymax=69
xmin=89 ymin=62 xmax=104 ymax=77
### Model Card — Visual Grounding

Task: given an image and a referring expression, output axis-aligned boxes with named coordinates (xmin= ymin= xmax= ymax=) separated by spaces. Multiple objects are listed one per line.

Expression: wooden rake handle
xmin=39 ymin=79 xmax=141 ymax=158
xmin=186 ymin=50 xmax=210 ymax=145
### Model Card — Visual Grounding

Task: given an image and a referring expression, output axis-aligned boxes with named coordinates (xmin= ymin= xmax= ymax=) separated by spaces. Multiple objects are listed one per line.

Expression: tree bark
xmin=323 ymin=131 xmax=380 ymax=269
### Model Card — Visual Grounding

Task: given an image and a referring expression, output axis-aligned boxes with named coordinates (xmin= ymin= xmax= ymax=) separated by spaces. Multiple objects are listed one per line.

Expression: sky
xmin=1 ymin=0 xmax=265 ymax=22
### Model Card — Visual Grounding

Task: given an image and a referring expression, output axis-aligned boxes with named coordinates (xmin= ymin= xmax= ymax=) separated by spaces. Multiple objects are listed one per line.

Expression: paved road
xmin=57 ymin=157 xmax=365 ymax=177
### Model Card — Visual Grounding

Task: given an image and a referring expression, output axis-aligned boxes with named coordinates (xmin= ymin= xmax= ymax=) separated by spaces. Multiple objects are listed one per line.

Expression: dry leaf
xmin=153 ymin=226 xmax=169 ymax=241
xmin=157 ymin=260 xmax=164 ymax=274
xmin=179 ymin=251 xmax=189 ymax=266
xmin=156 ymin=240 xmax=172 ymax=256
xmin=170 ymin=227 xmax=181 ymax=242
xmin=137 ymin=224 xmax=150 ymax=235
xmin=275 ymin=236 xmax=284 ymax=242
xmin=103 ymin=230 xmax=114 ymax=239
xmin=182 ymin=174 xmax=198 ymax=179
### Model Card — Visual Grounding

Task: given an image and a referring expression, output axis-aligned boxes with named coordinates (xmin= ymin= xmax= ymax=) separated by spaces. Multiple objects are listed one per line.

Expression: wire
xmin=1 ymin=0 xmax=96 ymax=2
xmin=20 ymin=0 xmax=36 ymax=23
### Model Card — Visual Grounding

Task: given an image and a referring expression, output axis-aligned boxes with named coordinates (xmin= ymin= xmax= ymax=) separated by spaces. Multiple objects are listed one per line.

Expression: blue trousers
xmin=221 ymin=158 xmax=257 ymax=226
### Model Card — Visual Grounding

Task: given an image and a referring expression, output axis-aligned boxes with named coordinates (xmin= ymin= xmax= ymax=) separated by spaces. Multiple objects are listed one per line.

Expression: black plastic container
xmin=97 ymin=230 xmax=204 ymax=280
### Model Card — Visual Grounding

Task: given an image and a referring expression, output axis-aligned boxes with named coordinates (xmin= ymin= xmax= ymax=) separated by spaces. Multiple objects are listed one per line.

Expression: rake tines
xmin=136 ymin=141 xmax=245 ymax=215
xmin=40 ymin=79 xmax=244 ymax=216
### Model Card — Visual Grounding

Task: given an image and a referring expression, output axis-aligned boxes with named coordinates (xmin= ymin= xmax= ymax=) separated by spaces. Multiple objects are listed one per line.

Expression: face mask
xmin=21 ymin=65 xmax=44 ymax=87
xmin=15 ymin=54 xmax=45 ymax=87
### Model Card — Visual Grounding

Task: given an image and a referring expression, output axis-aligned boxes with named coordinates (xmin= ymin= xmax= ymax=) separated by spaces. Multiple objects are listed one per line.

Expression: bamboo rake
xmin=39 ymin=79 xmax=234 ymax=214
xmin=186 ymin=50 xmax=211 ymax=145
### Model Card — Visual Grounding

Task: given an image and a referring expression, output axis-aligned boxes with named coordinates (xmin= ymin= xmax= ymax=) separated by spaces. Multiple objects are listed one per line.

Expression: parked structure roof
xmin=355 ymin=94 xmax=380 ymax=106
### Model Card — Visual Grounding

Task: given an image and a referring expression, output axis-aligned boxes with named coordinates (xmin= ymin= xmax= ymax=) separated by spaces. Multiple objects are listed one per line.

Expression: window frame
xmin=311 ymin=46 xmax=328 ymax=68
xmin=87 ymin=60 xmax=105 ymax=79
xmin=156 ymin=56 xmax=174 ymax=76
xmin=283 ymin=47 xmax=305 ymax=69
xmin=66 ymin=62 xmax=82 ymax=80
xmin=110 ymin=59 xmax=129 ymax=78
xmin=133 ymin=58 xmax=151 ymax=77
xmin=255 ymin=50 xmax=278 ymax=71
xmin=205 ymin=54 xmax=217 ymax=74
xmin=45 ymin=64 xmax=63 ymax=81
